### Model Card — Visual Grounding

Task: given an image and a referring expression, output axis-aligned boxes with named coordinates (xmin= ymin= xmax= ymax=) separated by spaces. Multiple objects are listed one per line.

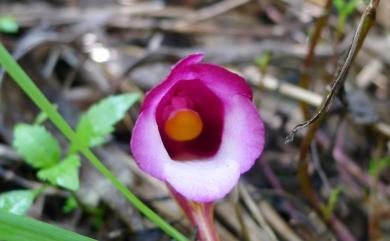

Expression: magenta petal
xmin=141 ymin=53 xmax=204 ymax=112
xmin=156 ymin=79 xmax=224 ymax=160
xmin=189 ymin=63 xmax=253 ymax=100
xmin=220 ymin=95 xmax=265 ymax=173
xmin=165 ymin=158 xmax=240 ymax=202
xmin=130 ymin=108 xmax=171 ymax=180
xmin=141 ymin=53 xmax=252 ymax=112
xmin=171 ymin=53 xmax=204 ymax=71
xmin=131 ymin=54 xmax=206 ymax=180
xmin=165 ymin=95 xmax=264 ymax=202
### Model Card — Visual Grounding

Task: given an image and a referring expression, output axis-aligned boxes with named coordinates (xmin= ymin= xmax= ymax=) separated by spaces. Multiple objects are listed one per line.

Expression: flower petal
xmin=141 ymin=53 xmax=251 ymax=112
xmin=164 ymin=95 xmax=264 ymax=202
xmin=220 ymin=95 xmax=265 ymax=173
xmin=130 ymin=108 xmax=172 ymax=180
xmin=189 ymin=63 xmax=253 ymax=100
xmin=141 ymin=53 xmax=204 ymax=112
xmin=164 ymin=158 xmax=240 ymax=202
xmin=172 ymin=53 xmax=204 ymax=71
xmin=156 ymin=79 xmax=224 ymax=160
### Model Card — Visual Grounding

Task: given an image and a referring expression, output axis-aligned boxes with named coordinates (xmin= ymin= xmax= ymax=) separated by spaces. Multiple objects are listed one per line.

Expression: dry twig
xmin=286 ymin=0 xmax=381 ymax=143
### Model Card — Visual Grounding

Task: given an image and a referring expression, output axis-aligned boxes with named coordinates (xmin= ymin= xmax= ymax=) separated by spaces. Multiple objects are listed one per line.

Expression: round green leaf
xmin=0 ymin=190 xmax=36 ymax=215
xmin=37 ymin=155 xmax=81 ymax=191
xmin=13 ymin=124 xmax=61 ymax=169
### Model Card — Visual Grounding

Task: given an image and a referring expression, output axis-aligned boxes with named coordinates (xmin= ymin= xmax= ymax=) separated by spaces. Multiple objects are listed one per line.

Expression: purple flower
xmin=130 ymin=53 xmax=265 ymax=202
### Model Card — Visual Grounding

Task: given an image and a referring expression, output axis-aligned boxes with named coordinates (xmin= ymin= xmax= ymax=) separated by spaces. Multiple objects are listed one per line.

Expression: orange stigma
xmin=164 ymin=109 xmax=203 ymax=141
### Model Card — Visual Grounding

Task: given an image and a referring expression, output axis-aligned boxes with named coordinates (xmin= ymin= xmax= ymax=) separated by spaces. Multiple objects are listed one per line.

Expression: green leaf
xmin=71 ymin=93 xmax=140 ymax=152
xmin=344 ymin=0 xmax=360 ymax=15
xmin=255 ymin=51 xmax=272 ymax=71
xmin=325 ymin=187 xmax=342 ymax=220
xmin=369 ymin=157 xmax=390 ymax=178
xmin=38 ymin=155 xmax=81 ymax=191
xmin=0 ymin=190 xmax=36 ymax=215
xmin=63 ymin=196 xmax=78 ymax=213
xmin=0 ymin=16 xmax=19 ymax=34
xmin=333 ymin=0 xmax=345 ymax=12
xmin=13 ymin=124 xmax=61 ymax=169
xmin=0 ymin=210 xmax=96 ymax=241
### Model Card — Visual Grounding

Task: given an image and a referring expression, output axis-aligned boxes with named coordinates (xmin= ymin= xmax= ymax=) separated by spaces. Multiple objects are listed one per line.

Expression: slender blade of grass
xmin=0 ymin=43 xmax=188 ymax=241
xmin=0 ymin=210 xmax=96 ymax=241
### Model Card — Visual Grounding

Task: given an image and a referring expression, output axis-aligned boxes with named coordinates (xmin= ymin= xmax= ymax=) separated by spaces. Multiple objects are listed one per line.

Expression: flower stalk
xmin=168 ymin=185 xmax=220 ymax=241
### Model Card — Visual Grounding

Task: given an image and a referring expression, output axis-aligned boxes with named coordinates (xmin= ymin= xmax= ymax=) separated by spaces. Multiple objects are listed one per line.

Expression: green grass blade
xmin=0 ymin=43 xmax=189 ymax=241
xmin=0 ymin=210 xmax=96 ymax=241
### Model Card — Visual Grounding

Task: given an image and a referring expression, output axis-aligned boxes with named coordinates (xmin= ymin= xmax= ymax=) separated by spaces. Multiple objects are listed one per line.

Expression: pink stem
xmin=167 ymin=184 xmax=220 ymax=241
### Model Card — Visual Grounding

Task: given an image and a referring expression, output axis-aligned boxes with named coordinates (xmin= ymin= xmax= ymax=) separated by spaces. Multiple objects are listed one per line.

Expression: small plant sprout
xmin=325 ymin=187 xmax=343 ymax=220
xmin=0 ymin=189 xmax=40 ymax=215
xmin=333 ymin=0 xmax=361 ymax=34
xmin=0 ymin=16 xmax=19 ymax=34
xmin=131 ymin=54 xmax=265 ymax=241
xmin=7 ymin=93 xmax=140 ymax=215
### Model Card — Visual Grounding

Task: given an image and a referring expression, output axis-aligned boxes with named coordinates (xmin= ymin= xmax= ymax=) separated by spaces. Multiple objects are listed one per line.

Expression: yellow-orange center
xmin=164 ymin=109 xmax=203 ymax=141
